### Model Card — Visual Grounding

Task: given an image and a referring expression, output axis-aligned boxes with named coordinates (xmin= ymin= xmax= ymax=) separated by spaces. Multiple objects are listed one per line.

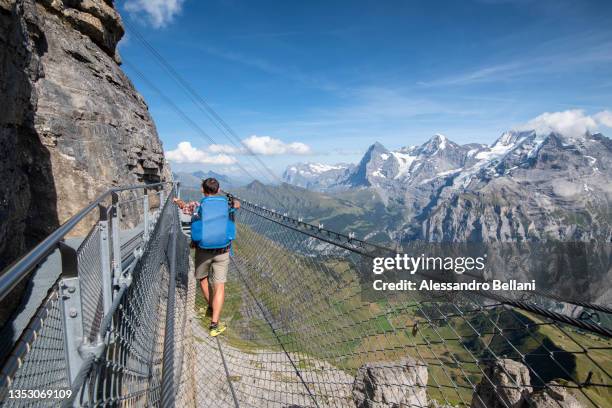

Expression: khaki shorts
xmin=195 ymin=249 xmax=230 ymax=284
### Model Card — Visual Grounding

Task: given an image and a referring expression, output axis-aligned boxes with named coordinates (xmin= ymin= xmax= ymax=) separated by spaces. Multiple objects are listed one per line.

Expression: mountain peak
xmin=366 ymin=141 xmax=388 ymax=153
xmin=418 ymin=133 xmax=453 ymax=155
xmin=433 ymin=133 xmax=448 ymax=142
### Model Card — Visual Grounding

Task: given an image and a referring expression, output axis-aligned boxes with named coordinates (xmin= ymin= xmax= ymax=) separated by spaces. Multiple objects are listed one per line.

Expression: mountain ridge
xmin=278 ymin=130 xmax=612 ymax=243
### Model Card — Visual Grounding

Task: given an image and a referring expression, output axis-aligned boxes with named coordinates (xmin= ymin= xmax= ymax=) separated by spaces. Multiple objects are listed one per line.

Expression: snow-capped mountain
xmin=281 ymin=130 xmax=612 ymax=242
xmin=282 ymin=133 xmax=486 ymax=202
xmin=282 ymin=162 xmax=354 ymax=190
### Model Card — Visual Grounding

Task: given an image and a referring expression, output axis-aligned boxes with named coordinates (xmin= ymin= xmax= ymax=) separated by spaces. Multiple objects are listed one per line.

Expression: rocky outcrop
xmin=471 ymin=359 xmax=533 ymax=408
xmin=471 ymin=360 xmax=584 ymax=408
xmin=0 ymin=0 xmax=169 ymax=322
xmin=38 ymin=0 xmax=124 ymax=62
xmin=352 ymin=357 xmax=428 ymax=408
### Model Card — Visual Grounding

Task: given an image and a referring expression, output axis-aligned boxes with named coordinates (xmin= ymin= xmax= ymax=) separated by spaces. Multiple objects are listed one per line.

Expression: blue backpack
xmin=191 ymin=196 xmax=235 ymax=249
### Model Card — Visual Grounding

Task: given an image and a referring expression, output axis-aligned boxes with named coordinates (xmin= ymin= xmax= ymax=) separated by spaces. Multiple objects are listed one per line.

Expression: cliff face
xmin=0 ymin=0 xmax=170 ymax=314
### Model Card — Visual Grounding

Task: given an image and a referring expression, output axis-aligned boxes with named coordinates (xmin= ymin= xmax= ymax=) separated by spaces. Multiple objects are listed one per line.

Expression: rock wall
xmin=0 ymin=0 xmax=170 ymax=320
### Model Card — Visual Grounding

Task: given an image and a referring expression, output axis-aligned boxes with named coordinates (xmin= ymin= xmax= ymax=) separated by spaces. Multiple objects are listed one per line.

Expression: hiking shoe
xmin=209 ymin=322 xmax=226 ymax=337
xmin=205 ymin=306 xmax=213 ymax=318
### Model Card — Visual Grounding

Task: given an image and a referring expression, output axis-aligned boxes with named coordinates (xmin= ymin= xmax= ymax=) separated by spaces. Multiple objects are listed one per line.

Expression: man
xmin=174 ymin=177 xmax=239 ymax=336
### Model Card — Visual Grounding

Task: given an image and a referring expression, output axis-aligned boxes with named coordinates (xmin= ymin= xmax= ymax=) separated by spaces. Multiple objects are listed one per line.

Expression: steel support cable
xmin=480 ymin=291 xmax=612 ymax=338
xmin=122 ymin=61 xmax=294 ymax=213
xmin=239 ymin=205 xmax=376 ymax=258
xmin=239 ymin=196 xmax=612 ymax=321
xmin=123 ymin=20 xmax=360 ymax=229
xmin=122 ymin=61 xmax=259 ymax=183
xmin=122 ymin=20 xmax=290 ymax=188
xmin=215 ymin=337 xmax=241 ymax=408
xmin=238 ymin=199 xmax=612 ymax=339
xmin=453 ymin=270 xmax=612 ymax=316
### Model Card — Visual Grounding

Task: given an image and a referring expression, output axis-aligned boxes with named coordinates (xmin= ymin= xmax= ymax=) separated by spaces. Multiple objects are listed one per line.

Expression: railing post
xmin=111 ymin=192 xmax=122 ymax=288
xmin=143 ymin=188 xmax=150 ymax=241
xmin=58 ymin=242 xmax=85 ymax=386
xmin=159 ymin=189 xmax=165 ymax=211
xmin=98 ymin=205 xmax=112 ymax=317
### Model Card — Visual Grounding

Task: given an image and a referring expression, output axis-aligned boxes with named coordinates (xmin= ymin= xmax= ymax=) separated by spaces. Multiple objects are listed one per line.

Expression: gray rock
xmin=352 ymin=357 xmax=428 ymax=408
xmin=471 ymin=361 xmax=584 ymax=408
xmin=526 ymin=382 xmax=584 ymax=408
xmin=471 ymin=359 xmax=532 ymax=408
xmin=0 ymin=0 xmax=169 ymax=325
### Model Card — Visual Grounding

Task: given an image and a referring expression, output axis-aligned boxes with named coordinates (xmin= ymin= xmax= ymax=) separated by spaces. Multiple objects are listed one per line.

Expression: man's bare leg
xmin=211 ymin=283 xmax=225 ymax=324
xmin=199 ymin=277 xmax=212 ymax=308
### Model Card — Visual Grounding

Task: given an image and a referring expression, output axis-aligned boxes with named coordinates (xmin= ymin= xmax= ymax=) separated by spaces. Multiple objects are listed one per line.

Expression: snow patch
xmin=584 ymin=155 xmax=597 ymax=166
xmin=391 ymin=151 xmax=418 ymax=179
xmin=437 ymin=168 xmax=463 ymax=177
xmin=435 ymin=133 xmax=448 ymax=149
xmin=308 ymin=163 xmax=346 ymax=173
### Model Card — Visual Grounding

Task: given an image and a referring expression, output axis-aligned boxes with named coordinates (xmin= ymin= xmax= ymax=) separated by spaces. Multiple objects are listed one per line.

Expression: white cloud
xmin=166 ymin=142 xmax=237 ymax=164
xmin=516 ymin=109 xmax=612 ymax=138
xmin=594 ymin=111 xmax=612 ymax=128
xmin=242 ymin=135 xmax=311 ymax=155
xmin=124 ymin=0 xmax=186 ymax=28
xmin=209 ymin=136 xmax=312 ymax=156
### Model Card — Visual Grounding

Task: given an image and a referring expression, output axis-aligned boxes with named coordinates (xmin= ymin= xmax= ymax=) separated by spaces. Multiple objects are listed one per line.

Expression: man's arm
xmin=172 ymin=198 xmax=199 ymax=215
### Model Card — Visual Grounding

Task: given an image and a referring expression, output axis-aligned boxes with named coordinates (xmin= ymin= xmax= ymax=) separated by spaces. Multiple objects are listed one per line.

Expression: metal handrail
xmin=0 ymin=181 xmax=175 ymax=302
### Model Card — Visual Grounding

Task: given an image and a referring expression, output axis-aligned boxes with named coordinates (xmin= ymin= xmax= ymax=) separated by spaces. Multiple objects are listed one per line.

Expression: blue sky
xmin=118 ymin=0 xmax=612 ymax=178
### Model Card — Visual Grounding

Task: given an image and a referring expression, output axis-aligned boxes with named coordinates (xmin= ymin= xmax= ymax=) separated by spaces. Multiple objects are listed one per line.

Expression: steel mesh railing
xmin=72 ymin=187 xmax=190 ymax=407
xmin=0 ymin=182 xmax=189 ymax=407
xmin=187 ymin=199 xmax=612 ymax=408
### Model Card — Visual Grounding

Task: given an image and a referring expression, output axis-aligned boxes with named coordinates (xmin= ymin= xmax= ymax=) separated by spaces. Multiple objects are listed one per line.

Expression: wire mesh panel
xmin=77 ymin=224 xmax=104 ymax=343
xmin=0 ymin=290 xmax=70 ymax=407
xmin=0 ymin=182 xmax=188 ymax=408
xmin=187 ymin=201 xmax=612 ymax=408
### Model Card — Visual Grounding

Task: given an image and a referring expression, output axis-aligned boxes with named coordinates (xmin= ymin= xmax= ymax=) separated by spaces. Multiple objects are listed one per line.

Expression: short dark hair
xmin=202 ymin=177 xmax=220 ymax=194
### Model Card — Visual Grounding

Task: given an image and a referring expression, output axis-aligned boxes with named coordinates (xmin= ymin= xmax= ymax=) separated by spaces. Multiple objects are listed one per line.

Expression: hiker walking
xmin=174 ymin=177 xmax=239 ymax=336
